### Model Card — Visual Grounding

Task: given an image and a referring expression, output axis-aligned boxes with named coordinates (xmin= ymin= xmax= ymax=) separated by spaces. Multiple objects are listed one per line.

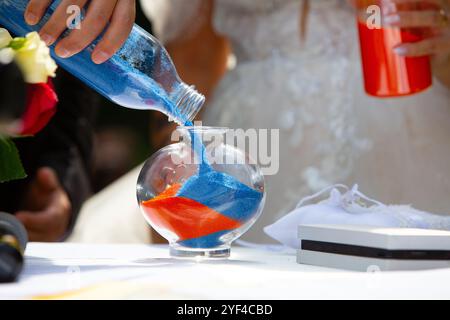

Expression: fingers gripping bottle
xmin=0 ymin=0 xmax=204 ymax=124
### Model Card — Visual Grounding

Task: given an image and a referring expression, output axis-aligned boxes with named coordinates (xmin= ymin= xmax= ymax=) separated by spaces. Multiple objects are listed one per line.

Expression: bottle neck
xmin=173 ymin=83 xmax=205 ymax=124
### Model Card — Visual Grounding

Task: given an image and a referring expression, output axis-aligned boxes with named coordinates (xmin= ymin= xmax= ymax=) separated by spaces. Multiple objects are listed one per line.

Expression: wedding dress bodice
xmin=213 ymin=0 xmax=351 ymax=62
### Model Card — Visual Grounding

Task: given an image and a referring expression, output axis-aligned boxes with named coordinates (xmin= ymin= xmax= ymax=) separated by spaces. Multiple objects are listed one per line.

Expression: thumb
xmin=35 ymin=167 xmax=60 ymax=192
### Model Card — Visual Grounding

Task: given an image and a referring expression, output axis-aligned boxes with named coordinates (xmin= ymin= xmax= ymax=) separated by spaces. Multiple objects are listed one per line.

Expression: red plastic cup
xmin=356 ymin=0 xmax=432 ymax=97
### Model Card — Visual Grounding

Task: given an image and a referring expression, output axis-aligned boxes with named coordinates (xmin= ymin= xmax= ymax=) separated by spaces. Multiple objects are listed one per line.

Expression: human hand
xmin=24 ymin=0 xmax=136 ymax=64
xmin=15 ymin=167 xmax=71 ymax=242
xmin=383 ymin=0 xmax=450 ymax=57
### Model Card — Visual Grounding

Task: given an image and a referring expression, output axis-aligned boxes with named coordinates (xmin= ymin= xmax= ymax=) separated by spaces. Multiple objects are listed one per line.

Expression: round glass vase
xmin=137 ymin=127 xmax=265 ymax=258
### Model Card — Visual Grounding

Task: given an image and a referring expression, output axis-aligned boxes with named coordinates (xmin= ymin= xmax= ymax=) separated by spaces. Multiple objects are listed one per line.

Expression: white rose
xmin=0 ymin=28 xmax=12 ymax=48
xmin=14 ymin=32 xmax=57 ymax=84
xmin=0 ymin=28 xmax=14 ymax=64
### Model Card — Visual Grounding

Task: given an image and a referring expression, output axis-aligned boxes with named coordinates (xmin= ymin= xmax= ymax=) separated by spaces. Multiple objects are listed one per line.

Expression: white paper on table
xmin=2 ymin=243 xmax=450 ymax=299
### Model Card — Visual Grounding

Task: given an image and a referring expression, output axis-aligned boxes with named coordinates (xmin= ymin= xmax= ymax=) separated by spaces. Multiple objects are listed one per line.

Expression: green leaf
xmin=0 ymin=137 xmax=27 ymax=183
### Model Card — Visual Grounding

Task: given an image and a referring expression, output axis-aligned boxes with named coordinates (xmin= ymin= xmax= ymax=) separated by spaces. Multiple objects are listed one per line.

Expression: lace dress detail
xmin=142 ymin=0 xmax=450 ymax=242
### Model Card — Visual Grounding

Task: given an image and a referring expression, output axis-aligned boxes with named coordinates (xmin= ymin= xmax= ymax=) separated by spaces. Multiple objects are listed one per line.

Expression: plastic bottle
xmin=0 ymin=0 xmax=204 ymax=124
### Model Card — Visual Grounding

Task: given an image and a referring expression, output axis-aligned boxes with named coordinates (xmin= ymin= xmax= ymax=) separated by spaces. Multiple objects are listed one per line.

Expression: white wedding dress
xmin=70 ymin=0 xmax=450 ymax=244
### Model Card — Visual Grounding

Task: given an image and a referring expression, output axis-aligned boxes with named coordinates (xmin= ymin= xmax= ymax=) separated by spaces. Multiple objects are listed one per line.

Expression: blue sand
xmin=176 ymin=170 xmax=263 ymax=222
xmin=178 ymin=230 xmax=232 ymax=249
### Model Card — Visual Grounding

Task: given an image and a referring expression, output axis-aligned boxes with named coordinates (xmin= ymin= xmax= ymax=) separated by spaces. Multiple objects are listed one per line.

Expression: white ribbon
xmin=296 ymin=184 xmax=387 ymax=214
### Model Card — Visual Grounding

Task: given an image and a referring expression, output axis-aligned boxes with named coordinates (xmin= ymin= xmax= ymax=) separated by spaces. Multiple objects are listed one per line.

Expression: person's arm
xmin=432 ymin=55 xmax=450 ymax=89
xmin=24 ymin=0 xmax=136 ymax=64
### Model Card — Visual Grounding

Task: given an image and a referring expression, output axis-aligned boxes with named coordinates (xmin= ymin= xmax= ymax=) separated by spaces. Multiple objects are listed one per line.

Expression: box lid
xmin=298 ymin=224 xmax=450 ymax=251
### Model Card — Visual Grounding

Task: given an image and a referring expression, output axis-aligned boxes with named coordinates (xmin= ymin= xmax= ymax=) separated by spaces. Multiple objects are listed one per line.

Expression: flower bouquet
xmin=0 ymin=28 xmax=58 ymax=183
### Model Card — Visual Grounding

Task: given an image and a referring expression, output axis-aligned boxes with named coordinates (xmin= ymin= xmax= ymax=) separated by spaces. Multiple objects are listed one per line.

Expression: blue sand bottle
xmin=0 ymin=0 xmax=204 ymax=124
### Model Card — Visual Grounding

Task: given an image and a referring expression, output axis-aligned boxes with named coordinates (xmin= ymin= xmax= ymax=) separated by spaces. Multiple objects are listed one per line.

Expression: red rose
xmin=20 ymin=79 xmax=58 ymax=136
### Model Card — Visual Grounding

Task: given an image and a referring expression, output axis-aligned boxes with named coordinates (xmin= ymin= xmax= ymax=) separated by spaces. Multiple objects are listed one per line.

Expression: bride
xmin=71 ymin=0 xmax=450 ymax=243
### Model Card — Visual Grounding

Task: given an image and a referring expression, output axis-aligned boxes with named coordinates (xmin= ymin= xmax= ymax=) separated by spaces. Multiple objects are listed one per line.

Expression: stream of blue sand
xmin=175 ymin=118 xmax=263 ymax=248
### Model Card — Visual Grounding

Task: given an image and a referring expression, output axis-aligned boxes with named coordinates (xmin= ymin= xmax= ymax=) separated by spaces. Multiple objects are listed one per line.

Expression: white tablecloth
xmin=1 ymin=243 xmax=450 ymax=299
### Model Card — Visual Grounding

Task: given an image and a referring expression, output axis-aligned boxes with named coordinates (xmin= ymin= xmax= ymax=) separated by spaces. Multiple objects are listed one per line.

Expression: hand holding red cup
xmin=355 ymin=0 xmax=449 ymax=97
xmin=383 ymin=0 xmax=450 ymax=57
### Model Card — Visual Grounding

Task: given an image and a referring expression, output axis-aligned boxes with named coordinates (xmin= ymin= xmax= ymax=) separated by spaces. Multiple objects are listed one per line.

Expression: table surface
xmin=1 ymin=243 xmax=450 ymax=299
